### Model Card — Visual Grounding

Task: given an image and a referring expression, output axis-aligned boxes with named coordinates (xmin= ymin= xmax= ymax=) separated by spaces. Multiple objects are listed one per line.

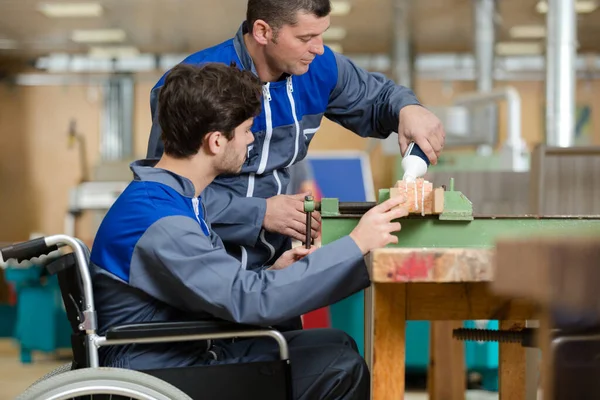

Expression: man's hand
xmin=398 ymin=105 xmax=446 ymax=165
xmin=349 ymin=196 xmax=409 ymax=255
xmin=268 ymin=245 xmax=318 ymax=270
xmin=264 ymin=192 xmax=321 ymax=242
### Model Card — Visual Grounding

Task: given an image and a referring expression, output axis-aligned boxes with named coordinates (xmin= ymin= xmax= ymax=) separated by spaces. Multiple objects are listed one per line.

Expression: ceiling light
xmin=509 ymin=25 xmax=546 ymax=39
xmin=326 ymin=43 xmax=344 ymax=53
xmin=322 ymin=26 xmax=347 ymax=41
xmin=536 ymin=0 xmax=598 ymax=14
xmin=0 ymin=38 xmax=18 ymax=49
xmin=71 ymin=29 xmax=126 ymax=43
xmin=89 ymin=46 xmax=139 ymax=58
xmin=331 ymin=1 xmax=352 ymax=16
xmin=38 ymin=2 xmax=103 ymax=18
xmin=495 ymin=41 xmax=543 ymax=56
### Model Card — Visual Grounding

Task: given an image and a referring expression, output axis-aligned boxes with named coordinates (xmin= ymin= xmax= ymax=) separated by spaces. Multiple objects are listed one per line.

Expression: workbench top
xmin=370 ymin=247 xmax=495 ymax=283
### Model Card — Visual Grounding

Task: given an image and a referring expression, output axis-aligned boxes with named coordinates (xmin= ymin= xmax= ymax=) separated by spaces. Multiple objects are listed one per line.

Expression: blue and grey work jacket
xmin=147 ymin=22 xmax=421 ymax=271
xmin=90 ymin=161 xmax=369 ymax=369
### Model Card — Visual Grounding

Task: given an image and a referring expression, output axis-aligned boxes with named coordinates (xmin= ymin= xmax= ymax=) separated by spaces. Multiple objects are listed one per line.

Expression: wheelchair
xmin=1 ymin=235 xmax=292 ymax=399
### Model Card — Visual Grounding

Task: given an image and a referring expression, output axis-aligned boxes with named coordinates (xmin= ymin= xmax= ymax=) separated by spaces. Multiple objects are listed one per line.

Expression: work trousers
xmin=211 ymin=328 xmax=370 ymax=400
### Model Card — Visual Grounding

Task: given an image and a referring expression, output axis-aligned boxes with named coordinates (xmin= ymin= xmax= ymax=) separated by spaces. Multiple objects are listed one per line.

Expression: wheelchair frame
xmin=2 ymin=234 xmax=292 ymax=399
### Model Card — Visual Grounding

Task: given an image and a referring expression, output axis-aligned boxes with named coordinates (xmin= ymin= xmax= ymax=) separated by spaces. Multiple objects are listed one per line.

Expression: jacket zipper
xmin=257 ymin=83 xmax=273 ymax=175
xmin=285 ymin=77 xmax=301 ymax=168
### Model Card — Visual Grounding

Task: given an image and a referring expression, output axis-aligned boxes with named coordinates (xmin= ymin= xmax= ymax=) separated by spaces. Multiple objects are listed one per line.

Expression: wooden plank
xmin=406 ymin=283 xmax=537 ymax=321
xmin=373 ymin=283 xmax=406 ymax=400
xmin=499 ymin=320 xmax=527 ymax=400
xmin=370 ymin=248 xmax=495 ymax=283
xmin=428 ymin=321 xmax=466 ymax=400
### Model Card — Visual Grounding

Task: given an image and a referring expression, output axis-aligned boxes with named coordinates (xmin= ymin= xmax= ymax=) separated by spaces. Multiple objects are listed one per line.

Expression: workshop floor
xmin=0 ymin=339 xmax=499 ymax=400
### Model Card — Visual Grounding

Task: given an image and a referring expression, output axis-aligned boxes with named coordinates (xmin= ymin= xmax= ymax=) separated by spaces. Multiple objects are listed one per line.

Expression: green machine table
xmin=309 ymin=180 xmax=600 ymax=400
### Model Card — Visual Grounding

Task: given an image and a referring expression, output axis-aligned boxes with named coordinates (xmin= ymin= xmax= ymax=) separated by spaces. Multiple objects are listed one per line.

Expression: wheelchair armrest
xmin=104 ymin=320 xmax=290 ymax=361
xmin=105 ymin=320 xmax=268 ymax=341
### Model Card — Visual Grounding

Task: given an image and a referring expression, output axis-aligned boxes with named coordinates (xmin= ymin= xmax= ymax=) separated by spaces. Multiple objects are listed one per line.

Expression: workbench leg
xmin=428 ymin=321 xmax=466 ymax=400
xmin=372 ymin=283 xmax=406 ymax=400
xmin=499 ymin=320 xmax=527 ymax=400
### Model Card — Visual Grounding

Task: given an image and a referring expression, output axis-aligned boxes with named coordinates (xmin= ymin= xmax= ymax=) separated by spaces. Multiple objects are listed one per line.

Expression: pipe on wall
xmin=545 ymin=0 xmax=577 ymax=147
xmin=473 ymin=0 xmax=495 ymax=92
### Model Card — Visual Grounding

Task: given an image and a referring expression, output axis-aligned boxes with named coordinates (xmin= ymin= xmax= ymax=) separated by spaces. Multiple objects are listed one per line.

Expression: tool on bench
xmin=303 ymin=195 xmax=315 ymax=249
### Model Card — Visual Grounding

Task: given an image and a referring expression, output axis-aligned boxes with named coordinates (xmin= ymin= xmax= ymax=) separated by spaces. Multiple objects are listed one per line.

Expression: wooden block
xmin=390 ymin=178 xmax=435 ymax=215
xmin=371 ymin=247 xmax=495 ymax=283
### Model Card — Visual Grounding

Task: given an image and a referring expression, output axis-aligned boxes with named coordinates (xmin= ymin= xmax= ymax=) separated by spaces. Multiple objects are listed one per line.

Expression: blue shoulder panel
xmin=90 ymin=181 xmax=207 ymax=282
xmin=153 ymin=39 xmax=240 ymax=89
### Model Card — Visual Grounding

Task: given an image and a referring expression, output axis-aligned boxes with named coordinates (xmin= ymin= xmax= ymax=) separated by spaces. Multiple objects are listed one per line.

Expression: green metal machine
xmin=310 ymin=178 xmax=600 ymax=388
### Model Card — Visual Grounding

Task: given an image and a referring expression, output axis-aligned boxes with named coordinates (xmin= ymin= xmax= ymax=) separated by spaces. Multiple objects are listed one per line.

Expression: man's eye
xmin=300 ymin=37 xmax=310 ymax=43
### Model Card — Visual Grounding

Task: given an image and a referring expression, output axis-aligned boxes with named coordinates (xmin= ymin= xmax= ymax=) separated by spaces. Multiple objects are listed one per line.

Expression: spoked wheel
xmin=16 ymin=367 xmax=192 ymax=400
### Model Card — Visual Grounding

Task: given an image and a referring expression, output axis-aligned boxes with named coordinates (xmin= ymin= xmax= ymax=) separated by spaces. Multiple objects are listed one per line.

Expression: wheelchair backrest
xmin=45 ymin=251 xmax=90 ymax=368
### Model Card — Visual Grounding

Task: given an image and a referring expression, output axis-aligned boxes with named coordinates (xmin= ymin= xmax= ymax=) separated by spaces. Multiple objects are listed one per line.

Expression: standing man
xmin=147 ymin=0 xmax=445 ymax=320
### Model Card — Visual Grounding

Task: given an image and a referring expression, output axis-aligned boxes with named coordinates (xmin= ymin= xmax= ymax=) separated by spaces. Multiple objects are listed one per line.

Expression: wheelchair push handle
xmin=0 ymin=237 xmax=59 ymax=263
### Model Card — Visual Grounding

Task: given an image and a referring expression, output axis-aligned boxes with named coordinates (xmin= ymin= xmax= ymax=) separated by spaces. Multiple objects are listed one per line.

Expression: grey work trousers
xmin=211 ymin=328 xmax=370 ymax=400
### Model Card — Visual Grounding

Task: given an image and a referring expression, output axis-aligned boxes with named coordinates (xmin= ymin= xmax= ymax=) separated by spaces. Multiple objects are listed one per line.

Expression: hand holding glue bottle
xmin=401 ymin=142 xmax=431 ymax=183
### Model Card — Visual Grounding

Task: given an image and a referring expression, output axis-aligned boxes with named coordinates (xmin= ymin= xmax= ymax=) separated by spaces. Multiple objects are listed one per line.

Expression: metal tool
xmin=303 ymin=195 xmax=315 ymax=249
xmin=453 ymin=327 xmax=538 ymax=348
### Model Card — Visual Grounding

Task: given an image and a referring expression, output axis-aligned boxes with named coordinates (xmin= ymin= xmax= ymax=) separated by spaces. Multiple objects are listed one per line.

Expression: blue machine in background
xmin=305 ymin=150 xmax=499 ymax=391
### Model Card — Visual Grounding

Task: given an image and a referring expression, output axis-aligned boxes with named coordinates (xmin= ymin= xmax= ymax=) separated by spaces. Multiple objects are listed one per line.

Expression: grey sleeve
xmin=201 ymin=182 xmax=266 ymax=247
xmin=325 ymin=52 xmax=421 ymax=139
xmin=129 ymin=216 xmax=370 ymax=326
xmin=147 ymin=86 xmax=266 ymax=247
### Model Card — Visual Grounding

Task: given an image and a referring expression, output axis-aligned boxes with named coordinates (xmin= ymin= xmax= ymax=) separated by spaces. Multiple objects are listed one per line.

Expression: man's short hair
xmin=158 ymin=62 xmax=263 ymax=158
xmin=246 ymin=0 xmax=331 ymax=34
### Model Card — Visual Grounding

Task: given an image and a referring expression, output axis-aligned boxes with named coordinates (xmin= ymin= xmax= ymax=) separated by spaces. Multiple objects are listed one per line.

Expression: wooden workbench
xmin=363 ymin=247 xmax=538 ymax=400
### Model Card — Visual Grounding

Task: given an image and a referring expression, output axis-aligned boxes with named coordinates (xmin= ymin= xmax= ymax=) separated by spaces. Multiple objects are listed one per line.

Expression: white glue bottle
xmin=401 ymin=142 xmax=430 ymax=183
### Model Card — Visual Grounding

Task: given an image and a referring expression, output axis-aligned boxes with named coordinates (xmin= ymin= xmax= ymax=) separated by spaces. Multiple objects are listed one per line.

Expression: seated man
xmin=90 ymin=62 xmax=408 ymax=400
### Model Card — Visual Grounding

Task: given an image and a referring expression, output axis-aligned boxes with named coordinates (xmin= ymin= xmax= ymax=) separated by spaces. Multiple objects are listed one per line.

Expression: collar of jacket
xmin=233 ymin=22 xmax=259 ymax=77
xmin=233 ymin=22 xmax=291 ymax=83
xmin=130 ymin=159 xmax=197 ymax=198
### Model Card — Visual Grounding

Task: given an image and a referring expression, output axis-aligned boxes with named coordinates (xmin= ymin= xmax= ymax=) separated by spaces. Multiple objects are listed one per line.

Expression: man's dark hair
xmin=158 ymin=62 xmax=263 ymax=158
xmin=246 ymin=0 xmax=331 ymax=34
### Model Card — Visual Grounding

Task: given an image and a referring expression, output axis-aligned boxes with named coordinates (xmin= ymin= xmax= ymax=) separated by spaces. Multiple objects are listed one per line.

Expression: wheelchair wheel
xmin=28 ymin=362 xmax=73 ymax=387
xmin=16 ymin=367 xmax=192 ymax=400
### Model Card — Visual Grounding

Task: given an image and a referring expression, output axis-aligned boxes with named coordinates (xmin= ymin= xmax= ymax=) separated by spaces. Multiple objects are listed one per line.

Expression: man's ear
xmin=252 ymin=19 xmax=272 ymax=46
xmin=204 ymin=131 xmax=225 ymax=155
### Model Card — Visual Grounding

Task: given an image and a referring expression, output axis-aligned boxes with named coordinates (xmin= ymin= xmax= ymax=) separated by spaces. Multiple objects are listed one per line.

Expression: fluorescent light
xmin=331 ymin=1 xmax=352 ymax=16
xmin=38 ymin=2 xmax=103 ymax=18
xmin=536 ymin=0 xmax=598 ymax=13
xmin=495 ymin=41 xmax=543 ymax=56
xmin=0 ymin=38 xmax=17 ymax=49
xmin=89 ymin=46 xmax=139 ymax=58
xmin=326 ymin=43 xmax=344 ymax=53
xmin=509 ymin=25 xmax=546 ymax=39
xmin=71 ymin=29 xmax=126 ymax=43
xmin=322 ymin=26 xmax=347 ymax=41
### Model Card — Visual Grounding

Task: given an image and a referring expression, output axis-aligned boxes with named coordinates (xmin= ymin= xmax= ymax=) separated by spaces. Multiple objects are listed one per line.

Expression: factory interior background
xmin=1 ymin=0 xmax=599 ymax=399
